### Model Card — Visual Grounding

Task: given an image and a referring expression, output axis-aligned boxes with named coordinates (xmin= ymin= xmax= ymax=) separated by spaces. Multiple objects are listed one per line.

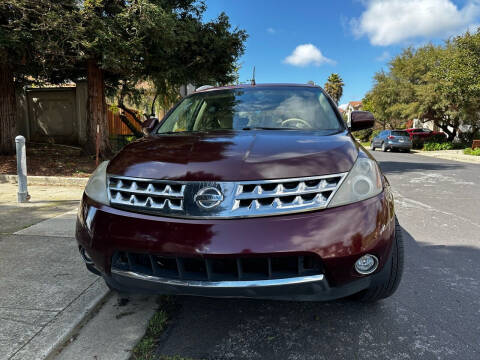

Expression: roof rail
xmin=195 ymin=85 xmax=215 ymax=92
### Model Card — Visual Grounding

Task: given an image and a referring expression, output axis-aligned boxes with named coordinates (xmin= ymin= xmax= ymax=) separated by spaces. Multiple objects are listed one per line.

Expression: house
xmin=346 ymin=101 xmax=362 ymax=115
xmin=344 ymin=101 xmax=362 ymax=126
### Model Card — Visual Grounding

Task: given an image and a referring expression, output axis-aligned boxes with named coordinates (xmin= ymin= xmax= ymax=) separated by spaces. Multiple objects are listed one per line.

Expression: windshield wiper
xmin=242 ymin=127 xmax=299 ymax=131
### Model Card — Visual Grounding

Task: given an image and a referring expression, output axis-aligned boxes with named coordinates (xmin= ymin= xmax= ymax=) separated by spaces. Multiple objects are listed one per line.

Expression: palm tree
xmin=324 ymin=73 xmax=344 ymax=105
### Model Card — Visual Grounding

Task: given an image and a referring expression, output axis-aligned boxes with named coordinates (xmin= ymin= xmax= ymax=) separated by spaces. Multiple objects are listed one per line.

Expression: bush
xmin=458 ymin=130 xmax=480 ymax=145
xmin=428 ymin=133 xmax=448 ymax=143
xmin=423 ymin=142 xmax=455 ymax=151
xmin=352 ymin=128 xmax=373 ymax=142
xmin=370 ymin=129 xmax=381 ymax=142
xmin=464 ymin=147 xmax=480 ymax=156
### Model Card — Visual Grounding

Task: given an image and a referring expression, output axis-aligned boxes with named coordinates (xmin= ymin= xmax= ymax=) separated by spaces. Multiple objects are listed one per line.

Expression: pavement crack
xmin=0 ymin=316 xmax=43 ymax=326
xmin=0 ymin=306 xmax=60 ymax=312
xmin=393 ymin=190 xmax=480 ymax=230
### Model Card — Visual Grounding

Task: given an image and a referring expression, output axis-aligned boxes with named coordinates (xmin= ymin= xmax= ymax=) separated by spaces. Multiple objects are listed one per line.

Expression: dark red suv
xmin=76 ymin=84 xmax=403 ymax=302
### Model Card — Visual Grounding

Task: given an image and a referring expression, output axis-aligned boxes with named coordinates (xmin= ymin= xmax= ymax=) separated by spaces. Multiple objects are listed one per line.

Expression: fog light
xmin=354 ymin=254 xmax=378 ymax=275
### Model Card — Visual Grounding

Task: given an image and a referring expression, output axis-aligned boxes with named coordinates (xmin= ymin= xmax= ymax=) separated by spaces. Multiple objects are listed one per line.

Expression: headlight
xmin=328 ymin=156 xmax=382 ymax=208
xmin=84 ymin=161 xmax=109 ymax=205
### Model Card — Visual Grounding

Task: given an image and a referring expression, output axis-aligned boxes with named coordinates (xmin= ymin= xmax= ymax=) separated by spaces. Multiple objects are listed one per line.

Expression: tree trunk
xmin=436 ymin=121 xmax=457 ymax=141
xmin=85 ymin=59 xmax=112 ymax=158
xmin=119 ymin=114 xmax=142 ymax=138
xmin=0 ymin=62 xmax=16 ymax=155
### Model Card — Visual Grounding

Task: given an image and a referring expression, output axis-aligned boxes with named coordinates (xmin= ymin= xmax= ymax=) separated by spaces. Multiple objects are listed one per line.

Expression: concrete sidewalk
xmin=0 ymin=183 xmax=109 ymax=360
xmin=413 ymin=149 xmax=480 ymax=164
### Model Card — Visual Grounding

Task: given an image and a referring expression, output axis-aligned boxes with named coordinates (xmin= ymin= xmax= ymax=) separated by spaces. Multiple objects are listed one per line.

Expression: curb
xmin=9 ymin=278 xmax=110 ymax=360
xmin=0 ymin=174 xmax=88 ymax=186
xmin=412 ymin=151 xmax=480 ymax=164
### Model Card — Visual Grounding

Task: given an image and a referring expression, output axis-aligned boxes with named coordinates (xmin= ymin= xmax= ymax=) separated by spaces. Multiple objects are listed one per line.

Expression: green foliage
xmin=76 ymin=0 xmax=247 ymax=102
xmin=370 ymin=129 xmax=381 ymax=141
xmin=364 ymin=30 xmax=480 ymax=140
xmin=427 ymin=134 xmax=448 ymax=143
xmin=464 ymin=147 xmax=480 ymax=156
xmin=457 ymin=129 xmax=480 ymax=145
xmin=132 ymin=309 xmax=169 ymax=360
xmin=352 ymin=128 xmax=373 ymax=142
xmin=323 ymin=73 xmax=344 ymax=105
xmin=423 ymin=142 xmax=455 ymax=151
xmin=0 ymin=0 xmax=77 ymax=85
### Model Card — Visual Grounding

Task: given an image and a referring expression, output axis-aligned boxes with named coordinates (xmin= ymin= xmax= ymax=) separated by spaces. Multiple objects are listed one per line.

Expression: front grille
xmin=107 ymin=173 xmax=346 ymax=218
xmin=231 ymin=174 xmax=345 ymax=216
xmin=108 ymin=177 xmax=185 ymax=211
xmin=112 ymin=252 xmax=323 ymax=281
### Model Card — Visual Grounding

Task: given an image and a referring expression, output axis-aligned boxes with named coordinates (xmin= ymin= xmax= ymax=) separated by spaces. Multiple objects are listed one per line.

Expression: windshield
xmin=157 ymin=87 xmax=344 ymax=134
xmin=391 ymin=131 xmax=409 ymax=136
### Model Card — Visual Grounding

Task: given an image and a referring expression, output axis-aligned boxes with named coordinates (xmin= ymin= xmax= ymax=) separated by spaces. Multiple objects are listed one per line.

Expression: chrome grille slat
xmin=108 ymin=176 xmax=185 ymax=212
xmin=231 ymin=174 xmax=346 ymax=216
xmin=235 ymin=181 xmax=337 ymax=199
xmin=109 ymin=187 xmax=184 ymax=199
xmin=107 ymin=173 xmax=347 ymax=218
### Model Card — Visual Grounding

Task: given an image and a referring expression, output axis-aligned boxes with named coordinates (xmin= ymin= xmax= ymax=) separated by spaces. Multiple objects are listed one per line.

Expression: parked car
xmin=76 ymin=84 xmax=403 ymax=302
xmin=371 ymin=130 xmax=412 ymax=152
xmin=405 ymin=128 xmax=445 ymax=140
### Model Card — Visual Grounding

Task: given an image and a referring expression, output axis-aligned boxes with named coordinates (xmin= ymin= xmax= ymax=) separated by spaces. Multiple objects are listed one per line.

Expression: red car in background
xmin=405 ymin=128 xmax=446 ymax=140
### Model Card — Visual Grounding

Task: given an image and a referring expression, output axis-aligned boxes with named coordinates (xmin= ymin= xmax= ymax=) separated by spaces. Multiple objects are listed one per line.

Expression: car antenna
xmin=250 ymin=66 xmax=256 ymax=86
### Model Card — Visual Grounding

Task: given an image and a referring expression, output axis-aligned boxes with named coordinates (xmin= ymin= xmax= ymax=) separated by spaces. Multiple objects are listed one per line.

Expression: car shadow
xmin=377 ymin=160 xmax=464 ymax=175
xmin=153 ymin=224 xmax=480 ymax=360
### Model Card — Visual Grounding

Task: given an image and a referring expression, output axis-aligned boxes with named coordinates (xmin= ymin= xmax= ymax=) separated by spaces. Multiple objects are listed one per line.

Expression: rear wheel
xmin=370 ymin=143 xmax=375 ymax=151
xmin=354 ymin=217 xmax=404 ymax=302
xmin=381 ymin=142 xmax=387 ymax=152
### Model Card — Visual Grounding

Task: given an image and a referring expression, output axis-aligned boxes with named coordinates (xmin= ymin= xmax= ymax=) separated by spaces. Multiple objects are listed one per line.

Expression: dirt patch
xmin=0 ymin=142 xmax=98 ymax=177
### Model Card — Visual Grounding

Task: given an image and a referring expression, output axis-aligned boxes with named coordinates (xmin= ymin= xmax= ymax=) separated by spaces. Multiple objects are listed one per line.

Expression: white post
xmin=15 ymin=135 xmax=29 ymax=203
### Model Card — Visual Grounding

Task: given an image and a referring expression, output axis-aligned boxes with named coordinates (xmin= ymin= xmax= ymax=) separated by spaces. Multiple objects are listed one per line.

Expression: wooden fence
xmin=107 ymin=107 xmax=142 ymax=136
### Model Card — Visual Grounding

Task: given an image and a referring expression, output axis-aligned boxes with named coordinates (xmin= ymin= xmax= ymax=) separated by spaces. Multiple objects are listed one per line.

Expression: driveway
xmin=155 ymin=151 xmax=480 ymax=360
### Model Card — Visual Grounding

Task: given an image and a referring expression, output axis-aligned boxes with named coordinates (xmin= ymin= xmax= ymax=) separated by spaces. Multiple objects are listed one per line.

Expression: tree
xmin=365 ymin=31 xmax=480 ymax=142
xmin=75 ymin=0 xmax=247 ymax=158
xmin=435 ymin=30 xmax=480 ymax=137
xmin=0 ymin=0 xmax=76 ymax=154
xmin=324 ymin=73 xmax=344 ymax=105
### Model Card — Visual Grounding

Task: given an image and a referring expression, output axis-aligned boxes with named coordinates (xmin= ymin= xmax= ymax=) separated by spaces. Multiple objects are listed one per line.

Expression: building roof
xmin=348 ymin=101 xmax=362 ymax=108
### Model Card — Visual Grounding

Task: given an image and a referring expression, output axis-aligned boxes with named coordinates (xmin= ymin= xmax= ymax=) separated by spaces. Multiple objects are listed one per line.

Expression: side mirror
xmin=141 ymin=117 xmax=159 ymax=135
xmin=350 ymin=111 xmax=375 ymax=131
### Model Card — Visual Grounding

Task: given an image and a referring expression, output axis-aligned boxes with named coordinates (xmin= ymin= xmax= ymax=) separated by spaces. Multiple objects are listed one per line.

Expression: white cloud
xmin=284 ymin=44 xmax=335 ymax=67
xmin=351 ymin=0 xmax=480 ymax=46
xmin=267 ymin=27 xmax=276 ymax=34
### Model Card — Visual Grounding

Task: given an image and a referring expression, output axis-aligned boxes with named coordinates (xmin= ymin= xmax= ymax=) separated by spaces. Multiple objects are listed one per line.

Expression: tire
xmin=381 ymin=142 xmax=387 ymax=152
xmin=370 ymin=143 xmax=375 ymax=151
xmin=354 ymin=217 xmax=404 ymax=302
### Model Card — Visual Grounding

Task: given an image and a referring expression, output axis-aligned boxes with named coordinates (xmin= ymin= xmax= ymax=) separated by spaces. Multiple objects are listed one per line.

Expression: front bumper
xmin=76 ymin=188 xmax=395 ymax=301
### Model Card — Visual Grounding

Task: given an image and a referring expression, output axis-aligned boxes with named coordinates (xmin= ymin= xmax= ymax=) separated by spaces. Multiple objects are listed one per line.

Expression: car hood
xmin=107 ymin=130 xmax=358 ymax=181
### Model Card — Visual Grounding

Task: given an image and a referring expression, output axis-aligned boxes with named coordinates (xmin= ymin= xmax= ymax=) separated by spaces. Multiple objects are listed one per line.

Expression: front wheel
xmin=354 ymin=217 xmax=404 ymax=302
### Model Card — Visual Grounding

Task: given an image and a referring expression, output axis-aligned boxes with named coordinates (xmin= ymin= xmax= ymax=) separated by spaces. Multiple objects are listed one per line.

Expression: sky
xmin=204 ymin=0 xmax=480 ymax=106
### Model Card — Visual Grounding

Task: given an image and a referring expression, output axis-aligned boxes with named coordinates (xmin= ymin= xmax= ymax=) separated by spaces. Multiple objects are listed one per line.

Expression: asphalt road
xmin=155 ymin=151 xmax=480 ymax=360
